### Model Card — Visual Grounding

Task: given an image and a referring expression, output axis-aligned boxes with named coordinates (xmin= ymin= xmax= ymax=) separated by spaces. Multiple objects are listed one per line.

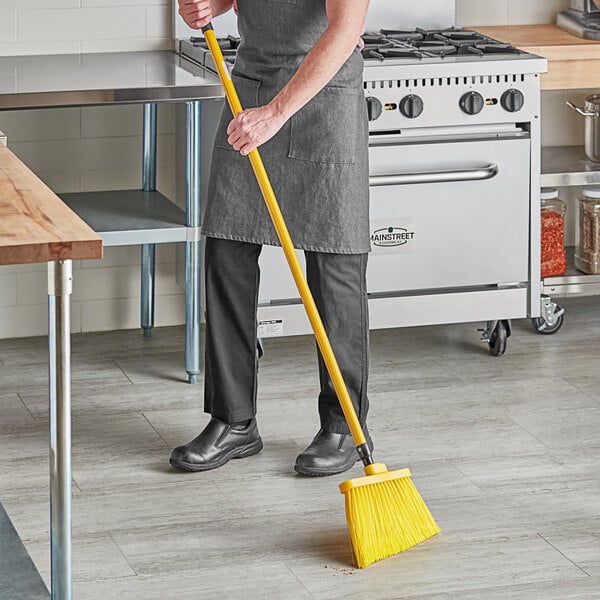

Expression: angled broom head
xmin=339 ymin=463 xmax=440 ymax=568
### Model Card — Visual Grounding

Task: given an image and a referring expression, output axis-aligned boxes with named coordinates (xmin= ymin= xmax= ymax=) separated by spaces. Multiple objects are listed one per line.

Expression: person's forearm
xmin=270 ymin=3 xmax=368 ymax=122
xmin=223 ymin=0 xmax=368 ymax=156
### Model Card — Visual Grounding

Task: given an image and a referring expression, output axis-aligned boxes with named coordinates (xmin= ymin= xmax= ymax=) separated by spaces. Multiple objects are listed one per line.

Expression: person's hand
xmin=227 ymin=105 xmax=287 ymax=156
xmin=178 ymin=0 xmax=212 ymax=30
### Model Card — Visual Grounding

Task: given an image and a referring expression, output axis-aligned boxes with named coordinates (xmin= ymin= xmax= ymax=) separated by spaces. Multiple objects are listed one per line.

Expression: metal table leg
xmin=141 ymin=103 xmax=158 ymax=338
xmin=185 ymin=101 xmax=202 ymax=384
xmin=48 ymin=260 xmax=73 ymax=600
xmin=140 ymin=244 xmax=155 ymax=338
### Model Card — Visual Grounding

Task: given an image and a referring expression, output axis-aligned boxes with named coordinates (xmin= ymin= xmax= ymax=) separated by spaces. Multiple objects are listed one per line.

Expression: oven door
xmin=367 ymin=133 xmax=531 ymax=294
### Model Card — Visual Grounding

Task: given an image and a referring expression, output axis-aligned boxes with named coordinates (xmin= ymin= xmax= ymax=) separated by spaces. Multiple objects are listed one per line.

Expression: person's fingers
xmin=181 ymin=6 xmax=211 ymax=19
xmin=179 ymin=0 xmax=211 ymax=27
xmin=239 ymin=142 xmax=255 ymax=156
xmin=179 ymin=0 xmax=210 ymax=7
xmin=228 ymin=132 xmax=242 ymax=147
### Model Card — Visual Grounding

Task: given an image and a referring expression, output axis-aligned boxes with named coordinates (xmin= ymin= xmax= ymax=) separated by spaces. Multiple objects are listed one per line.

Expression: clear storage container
xmin=541 ymin=187 xmax=567 ymax=278
xmin=576 ymin=186 xmax=600 ymax=275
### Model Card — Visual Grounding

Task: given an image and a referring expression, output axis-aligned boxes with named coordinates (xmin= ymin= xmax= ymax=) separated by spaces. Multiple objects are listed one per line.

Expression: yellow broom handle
xmin=202 ymin=26 xmax=367 ymax=449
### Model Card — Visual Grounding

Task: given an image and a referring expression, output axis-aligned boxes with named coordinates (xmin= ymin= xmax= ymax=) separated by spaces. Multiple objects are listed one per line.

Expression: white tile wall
xmin=0 ymin=12 xmax=16 ymax=44
xmin=2 ymin=1 xmax=80 ymax=8
xmin=80 ymin=292 xmax=184 ymax=333
xmin=0 ymin=108 xmax=81 ymax=143
xmin=18 ymin=8 xmax=147 ymax=43
xmin=456 ymin=0 xmax=572 ymax=26
xmin=0 ymin=101 xmax=181 ymax=339
xmin=508 ymin=0 xmax=572 ymax=24
xmin=0 ymin=0 xmax=593 ymax=339
xmin=0 ymin=274 xmax=17 ymax=308
xmin=456 ymin=0 xmax=509 ymax=26
xmin=0 ymin=1 xmax=171 ymax=56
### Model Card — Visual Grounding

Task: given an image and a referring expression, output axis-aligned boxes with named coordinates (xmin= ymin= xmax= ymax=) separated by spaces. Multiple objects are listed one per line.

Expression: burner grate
xmin=379 ymin=29 xmax=425 ymax=43
xmin=467 ymin=43 xmax=522 ymax=56
xmin=185 ymin=28 xmax=525 ymax=70
xmin=360 ymin=28 xmax=522 ymax=61
xmin=363 ymin=47 xmax=425 ymax=60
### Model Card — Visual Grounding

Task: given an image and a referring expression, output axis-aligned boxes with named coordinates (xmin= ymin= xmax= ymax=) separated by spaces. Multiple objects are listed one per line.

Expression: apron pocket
xmin=214 ymin=74 xmax=261 ymax=150
xmin=289 ymin=86 xmax=358 ymax=164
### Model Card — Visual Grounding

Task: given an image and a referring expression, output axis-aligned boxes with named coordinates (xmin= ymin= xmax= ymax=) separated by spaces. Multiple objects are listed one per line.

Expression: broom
xmin=201 ymin=22 xmax=440 ymax=568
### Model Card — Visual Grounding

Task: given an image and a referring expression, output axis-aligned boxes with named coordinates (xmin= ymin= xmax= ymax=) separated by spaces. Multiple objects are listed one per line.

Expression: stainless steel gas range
xmin=178 ymin=24 xmax=547 ymax=354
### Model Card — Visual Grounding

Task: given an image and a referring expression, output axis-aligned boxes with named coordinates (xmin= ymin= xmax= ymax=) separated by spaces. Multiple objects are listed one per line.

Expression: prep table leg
xmin=141 ymin=244 xmax=156 ymax=338
xmin=48 ymin=260 xmax=73 ymax=600
xmin=185 ymin=101 xmax=202 ymax=384
xmin=141 ymin=103 xmax=158 ymax=338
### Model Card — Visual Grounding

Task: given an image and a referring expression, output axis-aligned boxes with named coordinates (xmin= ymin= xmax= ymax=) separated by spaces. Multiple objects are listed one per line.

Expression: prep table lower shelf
xmin=540 ymin=148 xmax=600 ymax=300
xmin=541 ymin=146 xmax=600 ymax=187
xmin=59 ymin=190 xmax=188 ymax=246
xmin=543 ymin=246 xmax=600 ymax=297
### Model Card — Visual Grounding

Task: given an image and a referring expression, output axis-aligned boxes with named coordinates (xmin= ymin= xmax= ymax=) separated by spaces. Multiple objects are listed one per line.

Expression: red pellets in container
xmin=541 ymin=187 xmax=567 ymax=279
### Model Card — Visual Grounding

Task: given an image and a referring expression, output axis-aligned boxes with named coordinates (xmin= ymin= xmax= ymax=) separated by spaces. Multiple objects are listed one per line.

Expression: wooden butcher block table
xmin=0 ymin=143 xmax=102 ymax=600
xmin=474 ymin=24 xmax=600 ymax=90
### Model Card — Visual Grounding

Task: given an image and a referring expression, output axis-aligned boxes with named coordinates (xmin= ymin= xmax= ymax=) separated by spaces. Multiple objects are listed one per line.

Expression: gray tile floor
xmin=1 ymin=296 xmax=600 ymax=599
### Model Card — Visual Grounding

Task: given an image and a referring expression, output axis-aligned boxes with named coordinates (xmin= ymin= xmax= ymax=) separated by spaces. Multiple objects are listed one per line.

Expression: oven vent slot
xmin=364 ymin=73 xmax=529 ymax=90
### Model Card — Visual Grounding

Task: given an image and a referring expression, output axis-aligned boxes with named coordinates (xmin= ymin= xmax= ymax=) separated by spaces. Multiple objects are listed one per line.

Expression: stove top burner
xmin=182 ymin=28 xmax=524 ymax=70
xmin=379 ymin=29 xmax=425 ymax=43
xmin=467 ymin=43 xmax=521 ymax=55
xmin=363 ymin=48 xmax=425 ymax=60
xmin=361 ymin=28 xmax=522 ymax=61
xmin=415 ymin=42 xmax=458 ymax=57
xmin=423 ymin=28 xmax=485 ymax=41
xmin=361 ymin=33 xmax=388 ymax=45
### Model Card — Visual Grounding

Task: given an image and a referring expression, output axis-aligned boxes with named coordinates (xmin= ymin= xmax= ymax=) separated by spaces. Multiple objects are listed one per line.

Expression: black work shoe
xmin=170 ymin=417 xmax=263 ymax=472
xmin=294 ymin=429 xmax=372 ymax=477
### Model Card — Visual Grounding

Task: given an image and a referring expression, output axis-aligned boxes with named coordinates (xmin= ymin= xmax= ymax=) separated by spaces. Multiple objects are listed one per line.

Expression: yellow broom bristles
xmin=340 ymin=467 xmax=440 ymax=568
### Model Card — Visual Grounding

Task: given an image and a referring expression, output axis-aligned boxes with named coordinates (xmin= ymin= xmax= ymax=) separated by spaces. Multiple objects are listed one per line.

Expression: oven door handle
xmin=369 ymin=164 xmax=499 ymax=187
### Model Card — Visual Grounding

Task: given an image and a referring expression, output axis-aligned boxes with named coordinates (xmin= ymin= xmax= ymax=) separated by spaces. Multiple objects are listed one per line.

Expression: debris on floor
xmin=324 ymin=565 xmax=356 ymax=576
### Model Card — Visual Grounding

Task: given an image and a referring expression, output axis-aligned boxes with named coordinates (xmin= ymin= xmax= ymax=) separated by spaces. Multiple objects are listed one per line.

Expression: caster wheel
xmin=489 ymin=321 xmax=508 ymax=356
xmin=532 ymin=311 xmax=564 ymax=335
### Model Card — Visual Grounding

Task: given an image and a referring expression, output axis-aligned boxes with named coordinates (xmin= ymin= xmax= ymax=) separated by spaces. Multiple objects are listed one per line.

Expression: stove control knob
xmin=460 ymin=91 xmax=484 ymax=115
xmin=501 ymin=89 xmax=525 ymax=113
xmin=366 ymin=97 xmax=383 ymax=121
xmin=399 ymin=94 xmax=424 ymax=119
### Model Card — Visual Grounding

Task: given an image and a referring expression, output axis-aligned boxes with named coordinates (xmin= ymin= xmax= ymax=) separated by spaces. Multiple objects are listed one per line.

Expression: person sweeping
xmin=171 ymin=0 xmax=373 ymax=477
xmin=172 ymin=0 xmax=440 ymax=567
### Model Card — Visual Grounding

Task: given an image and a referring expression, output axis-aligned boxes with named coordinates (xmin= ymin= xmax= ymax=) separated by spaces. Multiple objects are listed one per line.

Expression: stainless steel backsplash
xmin=174 ymin=0 xmax=456 ymax=39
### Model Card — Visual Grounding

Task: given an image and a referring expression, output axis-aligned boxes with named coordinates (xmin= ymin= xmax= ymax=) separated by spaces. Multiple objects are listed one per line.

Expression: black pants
xmin=203 ymin=237 xmax=369 ymax=434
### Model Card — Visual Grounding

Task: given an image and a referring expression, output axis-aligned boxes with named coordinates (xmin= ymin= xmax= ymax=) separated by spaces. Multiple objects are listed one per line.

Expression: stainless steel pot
xmin=567 ymin=95 xmax=600 ymax=163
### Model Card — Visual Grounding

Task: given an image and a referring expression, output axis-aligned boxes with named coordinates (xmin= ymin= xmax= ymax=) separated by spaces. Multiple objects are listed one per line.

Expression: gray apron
xmin=201 ymin=0 xmax=370 ymax=254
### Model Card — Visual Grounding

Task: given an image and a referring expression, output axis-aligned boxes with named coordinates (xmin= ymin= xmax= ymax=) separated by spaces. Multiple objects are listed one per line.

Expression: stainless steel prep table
xmin=0 ymin=51 xmax=225 ymax=383
xmin=474 ymin=25 xmax=600 ymax=331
